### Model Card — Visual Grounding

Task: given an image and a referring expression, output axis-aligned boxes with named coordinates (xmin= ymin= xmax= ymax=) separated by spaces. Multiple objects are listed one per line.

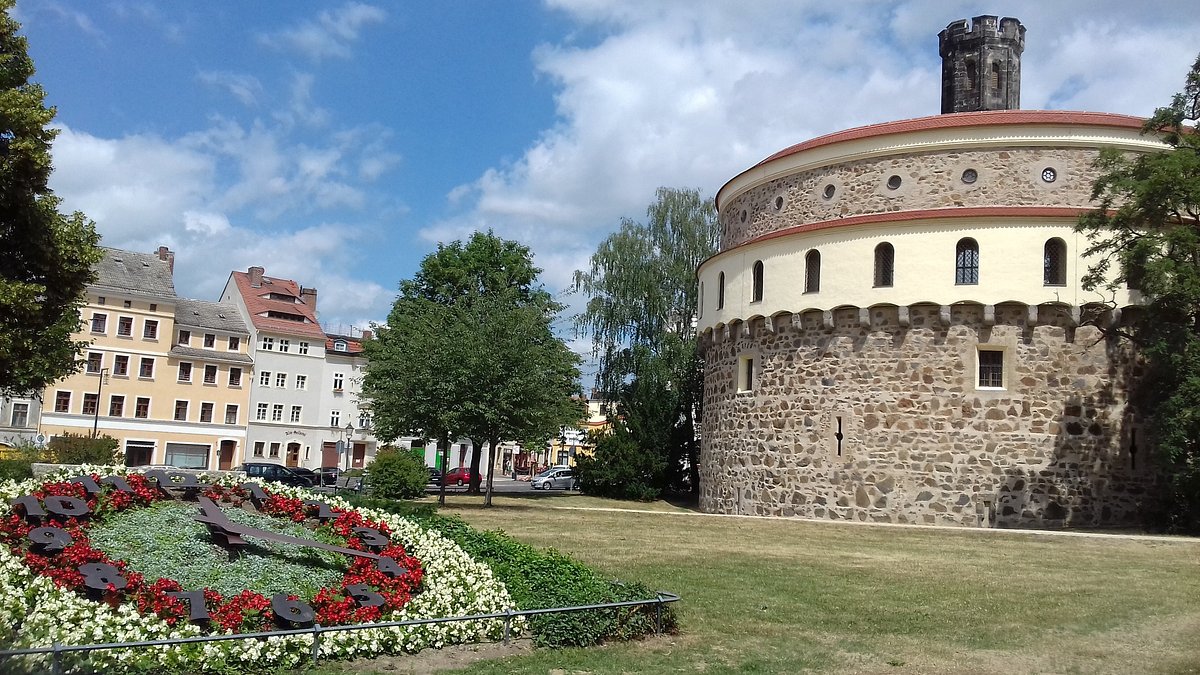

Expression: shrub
xmin=365 ymin=447 xmax=429 ymax=500
xmin=0 ymin=442 xmax=38 ymax=482
xmin=340 ymin=494 xmax=438 ymax=520
xmin=46 ymin=432 xmax=120 ymax=465
xmin=574 ymin=429 xmax=665 ymax=501
xmin=417 ymin=513 xmax=677 ymax=647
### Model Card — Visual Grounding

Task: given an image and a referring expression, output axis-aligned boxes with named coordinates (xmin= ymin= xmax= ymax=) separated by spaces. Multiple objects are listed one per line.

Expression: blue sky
xmin=13 ymin=1 xmax=1200 ymax=364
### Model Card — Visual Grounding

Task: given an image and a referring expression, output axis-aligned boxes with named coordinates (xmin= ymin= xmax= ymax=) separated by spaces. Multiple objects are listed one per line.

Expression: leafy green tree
xmin=365 ymin=446 xmax=430 ymax=500
xmin=0 ymin=1 xmax=102 ymax=396
xmin=573 ymin=187 xmax=719 ymax=496
xmin=1077 ymin=53 xmax=1200 ymax=531
xmin=364 ymin=232 xmax=581 ymax=503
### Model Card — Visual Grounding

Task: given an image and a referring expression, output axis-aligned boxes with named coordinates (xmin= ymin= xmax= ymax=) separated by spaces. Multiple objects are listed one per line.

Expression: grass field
xmin=330 ymin=493 xmax=1200 ymax=674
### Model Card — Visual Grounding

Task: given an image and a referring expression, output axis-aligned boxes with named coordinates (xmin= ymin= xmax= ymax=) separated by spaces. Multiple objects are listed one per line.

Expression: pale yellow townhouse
xmin=38 ymin=247 xmax=253 ymax=470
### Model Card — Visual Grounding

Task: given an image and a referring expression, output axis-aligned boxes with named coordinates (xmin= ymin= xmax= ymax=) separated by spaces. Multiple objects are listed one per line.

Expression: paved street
xmin=427 ymin=475 xmax=578 ymax=496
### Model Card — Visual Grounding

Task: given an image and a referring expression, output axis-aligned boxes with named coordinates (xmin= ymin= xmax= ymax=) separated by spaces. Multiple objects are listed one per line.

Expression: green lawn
xmin=322 ymin=494 xmax=1200 ymax=674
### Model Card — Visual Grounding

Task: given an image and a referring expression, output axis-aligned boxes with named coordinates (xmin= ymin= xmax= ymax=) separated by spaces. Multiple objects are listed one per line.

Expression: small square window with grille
xmin=978 ymin=349 xmax=1004 ymax=388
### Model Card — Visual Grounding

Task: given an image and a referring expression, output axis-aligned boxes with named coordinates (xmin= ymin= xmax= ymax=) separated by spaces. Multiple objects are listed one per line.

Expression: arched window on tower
xmin=1043 ymin=238 xmax=1066 ymax=286
xmin=717 ymin=272 xmax=725 ymax=310
xmin=804 ymin=250 xmax=821 ymax=293
xmin=955 ymin=238 xmax=979 ymax=285
xmin=752 ymin=261 xmax=764 ymax=302
xmin=874 ymin=242 xmax=894 ymax=288
xmin=991 ymin=61 xmax=1002 ymax=95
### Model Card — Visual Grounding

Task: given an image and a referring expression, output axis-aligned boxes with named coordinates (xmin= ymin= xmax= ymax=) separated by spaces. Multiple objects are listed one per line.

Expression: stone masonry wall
xmin=699 ymin=303 xmax=1158 ymax=528
xmin=722 ymin=146 xmax=1099 ymax=249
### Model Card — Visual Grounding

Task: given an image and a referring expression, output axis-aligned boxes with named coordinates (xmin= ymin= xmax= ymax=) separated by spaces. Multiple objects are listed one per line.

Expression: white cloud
xmin=259 ymin=2 xmax=386 ymax=62
xmin=197 ymin=71 xmax=264 ymax=107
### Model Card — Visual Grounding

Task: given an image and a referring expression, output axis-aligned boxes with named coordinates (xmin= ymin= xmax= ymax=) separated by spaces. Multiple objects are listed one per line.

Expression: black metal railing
xmin=0 ymin=591 xmax=680 ymax=674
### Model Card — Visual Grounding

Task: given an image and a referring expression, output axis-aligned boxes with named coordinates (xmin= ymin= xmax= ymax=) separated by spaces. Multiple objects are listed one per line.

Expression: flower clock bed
xmin=0 ymin=467 xmax=522 ymax=674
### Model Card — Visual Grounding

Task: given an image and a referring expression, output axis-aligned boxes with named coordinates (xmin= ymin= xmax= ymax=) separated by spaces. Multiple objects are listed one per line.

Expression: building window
xmin=174 ymin=400 xmax=188 ymax=421
xmin=199 ymin=402 xmax=214 ymax=423
xmin=179 ymin=330 xmax=191 ymax=345
xmin=1041 ymin=167 xmax=1057 ymax=183
xmin=229 ymin=367 xmax=242 ymax=386
xmin=117 ymin=316 xmax=133 ymax=336
xmin=143 ymin=320 xmax=158 ymax=340
xmin=333 ymin=373 xmax=344 ymax=391
xmin=698 ymin=282 xmax=704 ymax=320
xmin=135 ymin=397 xmax=150 ymax=419
xmin=955 ymin=238 xmax=980 ymax=285
xmin=10 ymin=402 xmax=29 ymax=427
xmin=256 ymin=403 xmax=268 ymax=421
xmin=1044 ymin=238 xmax=1067 ymax=286
xmin=225 ymin=405 xmax=238 ymax=425
xmin=737 ymin=355 xmax=756 ymax=393
xmin=275 ymin=372 xmax=287 ymax=388
xmin=269 ymin=443 xmax=281 ymax=458
xmin=112 ymin=355 xmax=129 ymax=376
xmin=330 ymin=410 xmax=341 ymax=427
xmin=109 ymin=396 xmax=124 ymax=417
xmin=54 ymin=391 xmax=71 ymax=413
xmin=260 ymin=336 xmax=274 ymax=351
xmin=290 ymin=405 xmax=302 ymax=423
xmin=717 ymin=272 xmax=725 ymax=310
xmin=298 ymin=341 xmax=309 ymax=355
xmin=228 ymin=336 xmax=240 ymax=351
xmin=358 ymin=412 xmax=371 ymax=429
xmin=90 ymin=314 xmax=107 ymax=333
xmin=253 ymin=442 xmax=265 ymax=458
xmin=271 ymin=404 xmax=283 ymax=422
xmin=139 ymin=358 xmax=154 ymax=379
xmin=279 ymin=339 xmax=290 ymax=353
xmin=295 ymin=374 xmax=307 ymax=390
xmin=804 ymin=250 xmax=821 ymax=293
xmin=97 ymin=296 xmax=105 ymax=305
xmin=123 ymin=300 xmax=131 ymax=308
xmin=82 ymin=394 xmax=98 ymax=416
xmin=178 ymin=362 xmax=192 ymax=382
xmin=751 ymin=261 xmax=764 ymax=302
xmin=86 ymin=352 xmax=103 ymax=374
xmin=978 ymin=349 xmax=1005 ymax=388
xmin=203 ymin=333 xmax=215 ymax=348
xmin=334 ymin=340 xmax=347 ymax=352
xmin=260 ymin=371 xmax=271 ymax=387
xmin=874 ymin=242 xmax=895 ymax=287
xmin=961 ymin=168 xmax=978 ymax=184
xmin=149 ymin=303 xmax=157 ymax=312
xmin=203 ymin=364 xmax=218 ymax=384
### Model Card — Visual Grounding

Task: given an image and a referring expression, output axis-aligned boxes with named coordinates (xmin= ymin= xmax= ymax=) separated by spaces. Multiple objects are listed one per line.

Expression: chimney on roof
xmin=156 ymin=246 xmax=175 ymax=273
xmin=248 ymin=266 xmax=264 ymax=288
xmin=300 ymin=286 xmax=317 ymax=309
xmin=361 ymin=329 xmax=373 ymax=341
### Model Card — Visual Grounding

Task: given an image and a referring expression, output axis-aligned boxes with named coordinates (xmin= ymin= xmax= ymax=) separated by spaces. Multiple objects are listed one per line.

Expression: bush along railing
xmin=0 ymin=593 xmax=682 ymax=674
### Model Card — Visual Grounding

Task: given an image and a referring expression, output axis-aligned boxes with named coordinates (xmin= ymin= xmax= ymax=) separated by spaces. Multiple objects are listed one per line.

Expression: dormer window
xmin=267 ymin=292 xmax=296 ymax=302
xmin=334 ymin=340 xmax=348 ymax=352
xmin=266 ymin=310 xmax=306 ymax=322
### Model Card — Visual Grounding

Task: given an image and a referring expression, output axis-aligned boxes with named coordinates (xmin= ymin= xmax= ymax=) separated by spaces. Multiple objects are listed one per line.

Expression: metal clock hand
xmin=195 ymin=497 xmax=379 ymax=559
xmin=195 ymin=496 xmax=247 ymax=549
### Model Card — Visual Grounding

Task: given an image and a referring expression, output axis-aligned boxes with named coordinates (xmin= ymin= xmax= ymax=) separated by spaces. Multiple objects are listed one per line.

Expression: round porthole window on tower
xmin=1041 ymin=167 xmax=1057 ymax=183
xmin=822 ymin=184 xmax=836 ymax=200
xmin=886 ymin=175 xmax=902 ymax=190
xmin=774 ymin=195 xmax=784 ymax=211
xmin=739 ymin=208 xmax=748 ymax=223
xmin=961 ymin=168 xmax=978 ymax=184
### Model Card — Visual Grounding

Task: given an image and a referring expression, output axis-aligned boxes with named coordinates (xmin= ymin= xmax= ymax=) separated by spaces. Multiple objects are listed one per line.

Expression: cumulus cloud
xmin=259 ymin=2 xmax=386 ymax=62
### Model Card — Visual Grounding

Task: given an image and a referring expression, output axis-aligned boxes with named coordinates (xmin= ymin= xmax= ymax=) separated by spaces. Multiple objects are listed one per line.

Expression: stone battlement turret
xmin=939 ymin=15 xmax=1025 ymax=114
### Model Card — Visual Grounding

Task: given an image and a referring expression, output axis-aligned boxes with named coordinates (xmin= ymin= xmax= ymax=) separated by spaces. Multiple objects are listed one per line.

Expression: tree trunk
xmin=484 ymin=435 xmax=499 ymax=507
xmin=437 ymin=434 xmax=449 ymax=505
xmin=468 ymin=438 xmax=484 ymax=494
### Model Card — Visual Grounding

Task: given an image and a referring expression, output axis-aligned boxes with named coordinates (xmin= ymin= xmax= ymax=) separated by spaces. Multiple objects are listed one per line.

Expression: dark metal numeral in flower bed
xmin=100 ymin=475 xmax=133 ymax=492
xmin=271 ymin=595 xmax=315 ymax=628
xmin=240 ymin=482 xmax=269 ymax=507
xmin=144 ymin=470 xmax=202 ymax=494
xmin=28 ymin=526 xmax=72 ymax=553
xmin=69 ymin=475 xmax=102 ymax=495
xmin=344 ymin=584 xmax=385 ymax=608
xmin=45 ymin=496 xmax=89 ymax=518
xmin=351 ymin=527 xmax=389 ymax=551
xmin=79 ymin=563 xmax=128 ymax=594
xmin=10 ymin=496 xmax=45 ymax=520
xmin=375 ymin=557 xmax=407 ymax=578
xmin=303 ymin=500 xmax=336 ymax=523
xmin=167 ymin=590 xmax=211 ymax=624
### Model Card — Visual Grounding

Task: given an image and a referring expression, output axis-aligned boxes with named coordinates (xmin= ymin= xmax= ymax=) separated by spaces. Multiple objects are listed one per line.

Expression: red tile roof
xmin=230 ymin=270 xmax=327 ymax=339
xmin=325 ymin=335 xmax=365 ymax=355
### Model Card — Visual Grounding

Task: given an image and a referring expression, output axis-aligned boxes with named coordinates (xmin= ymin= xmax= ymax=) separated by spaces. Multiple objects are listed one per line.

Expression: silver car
xmin=531 ymin=467 xmax=578 ymax=490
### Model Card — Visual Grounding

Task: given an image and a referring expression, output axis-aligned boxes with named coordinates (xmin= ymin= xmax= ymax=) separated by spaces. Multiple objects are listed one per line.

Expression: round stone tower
xmin=939 ymin=15 xmax=1025 ymax=114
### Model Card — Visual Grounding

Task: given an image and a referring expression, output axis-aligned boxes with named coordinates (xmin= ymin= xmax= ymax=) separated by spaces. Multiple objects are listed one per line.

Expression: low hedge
xmin=346 ymin=497 xmax=676 ymax=647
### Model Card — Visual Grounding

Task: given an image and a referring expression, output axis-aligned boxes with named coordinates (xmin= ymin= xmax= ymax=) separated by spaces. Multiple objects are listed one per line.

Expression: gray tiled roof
xmin=168 ymin=345 xmax=254 ymax=365
xmin=175 ymin=298 xmax=250 ymax=334
xmin=92 ymin=247 xmax=176 ymax=299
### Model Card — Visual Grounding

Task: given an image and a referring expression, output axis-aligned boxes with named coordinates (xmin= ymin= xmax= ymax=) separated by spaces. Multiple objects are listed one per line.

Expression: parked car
xmin=531 ymin=466 xmax=578 ymax=491
xmin=289 ymin=467 xmax=320 ymax=486
xmin=242 ymin=462 xmax=315 ymax=487
xmin=443 ymin=466 xmax=480 ymax=486
xmin=318 ymin=466 xmax=342 ymax=486
xmin=427 ymin=467 xmax=443 ymax=484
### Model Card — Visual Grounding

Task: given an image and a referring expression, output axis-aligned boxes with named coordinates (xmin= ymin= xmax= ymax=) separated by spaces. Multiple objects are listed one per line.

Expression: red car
xmin=443 ymin=467 xmax=481 ymax=486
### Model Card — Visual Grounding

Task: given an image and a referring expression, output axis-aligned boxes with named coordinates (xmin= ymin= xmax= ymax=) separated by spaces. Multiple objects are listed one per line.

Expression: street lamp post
xmin=91 ymin=367 xmax=109 ymax=438
xmin=342 ymin=422 xmax=354 ymax=471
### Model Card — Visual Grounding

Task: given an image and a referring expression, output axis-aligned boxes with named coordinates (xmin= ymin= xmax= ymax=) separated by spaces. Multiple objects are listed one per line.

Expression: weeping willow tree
xmin=573 ymin=187 xmax=719 ymax=495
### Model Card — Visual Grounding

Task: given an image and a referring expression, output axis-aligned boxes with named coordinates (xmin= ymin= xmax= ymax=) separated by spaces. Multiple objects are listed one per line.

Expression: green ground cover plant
xmin=314 ymin=494 xmax=1200 ymax=675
